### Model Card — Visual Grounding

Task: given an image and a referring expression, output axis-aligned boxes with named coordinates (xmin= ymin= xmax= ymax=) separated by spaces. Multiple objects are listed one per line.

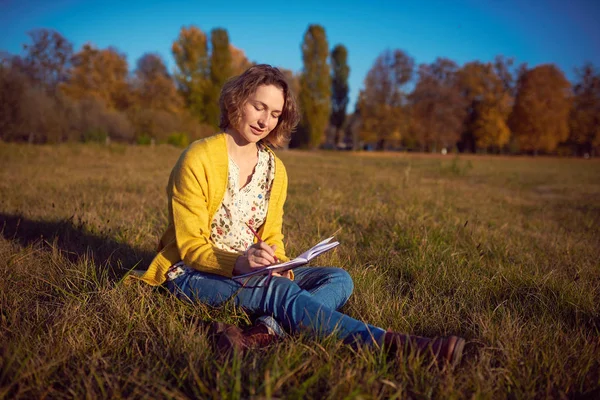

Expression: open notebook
xmin=233 ymin=237 xmax=339 ymax=280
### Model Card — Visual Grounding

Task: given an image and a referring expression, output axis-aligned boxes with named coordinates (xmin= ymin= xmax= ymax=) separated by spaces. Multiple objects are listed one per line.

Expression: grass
xmin=1 ymin=143 xmax=599 ymax=399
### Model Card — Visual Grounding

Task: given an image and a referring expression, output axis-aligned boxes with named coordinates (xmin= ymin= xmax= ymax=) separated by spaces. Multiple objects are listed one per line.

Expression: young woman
xmin=134 ymin=64 xmax=465 ymax=365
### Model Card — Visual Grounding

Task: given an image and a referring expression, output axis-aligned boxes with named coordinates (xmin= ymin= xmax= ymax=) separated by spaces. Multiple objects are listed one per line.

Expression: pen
xmin=245 ymin=222 xmax=279 ymax=263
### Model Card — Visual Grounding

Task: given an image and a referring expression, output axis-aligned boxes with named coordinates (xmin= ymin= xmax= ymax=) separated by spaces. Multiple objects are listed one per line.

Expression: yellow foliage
xmin=458 ymin=61 xmax=513 ymax=149
xmin=510 ymin=64 xmax=571 ymax=153
xmin=473 ymin=105 xmax=511 ymax=148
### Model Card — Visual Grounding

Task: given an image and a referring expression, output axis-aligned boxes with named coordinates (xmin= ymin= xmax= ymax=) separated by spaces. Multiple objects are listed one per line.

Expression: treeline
xmin=296 ymin=25 xmax=599 ymax=156
xmin=1 ymin=25 xmax=599 ymax=156
xmin=353 ymin=52 xmax=600 ymax=156
xmin=0 ymin=27 xmax=253 ymax=145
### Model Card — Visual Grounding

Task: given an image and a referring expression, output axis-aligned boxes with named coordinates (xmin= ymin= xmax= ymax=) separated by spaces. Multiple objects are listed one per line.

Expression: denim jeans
xmin=166 ymin=266 xmax=386 ymax=345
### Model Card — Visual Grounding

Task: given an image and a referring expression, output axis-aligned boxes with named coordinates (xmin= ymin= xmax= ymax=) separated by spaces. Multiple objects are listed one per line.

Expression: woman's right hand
xmin=233 ymin=242 xmax=278 ymax=276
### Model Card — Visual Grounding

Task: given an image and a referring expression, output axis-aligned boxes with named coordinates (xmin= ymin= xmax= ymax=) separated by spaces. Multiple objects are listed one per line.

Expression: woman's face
xmin=233 ymin=84 xmax=284 ymax=145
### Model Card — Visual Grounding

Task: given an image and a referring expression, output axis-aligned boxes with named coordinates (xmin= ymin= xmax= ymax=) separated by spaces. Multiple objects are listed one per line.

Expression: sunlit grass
xmin=1 ymin=143 xmax=599 ymax=398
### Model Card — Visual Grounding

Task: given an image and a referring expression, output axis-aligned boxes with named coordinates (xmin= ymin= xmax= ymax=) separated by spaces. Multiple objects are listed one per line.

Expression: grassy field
xmin=1 ymin=143 xmax=599 ymax=399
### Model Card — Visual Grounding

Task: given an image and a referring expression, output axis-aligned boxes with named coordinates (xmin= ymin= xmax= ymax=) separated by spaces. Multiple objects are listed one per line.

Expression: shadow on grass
xmin=0 ymin=212 xmax=154 ymax=281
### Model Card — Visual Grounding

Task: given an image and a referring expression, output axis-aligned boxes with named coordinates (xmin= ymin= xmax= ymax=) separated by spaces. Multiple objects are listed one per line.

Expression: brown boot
xmin=383 ymin=331 xmax=466 ymax=367
xmin=215 ymin=322 xmax=280 ymax=355
xmin=208 ymin=321 xmax=241 ymax=337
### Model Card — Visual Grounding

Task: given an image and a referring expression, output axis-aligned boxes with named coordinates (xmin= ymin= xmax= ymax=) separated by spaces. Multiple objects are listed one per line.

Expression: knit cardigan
xmin=132 ymin=133 xmax=289 ymax=286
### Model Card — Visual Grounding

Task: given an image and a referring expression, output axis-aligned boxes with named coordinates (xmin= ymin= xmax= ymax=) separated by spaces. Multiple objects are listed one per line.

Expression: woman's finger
xmin=257 ymin=241 xmax=276 ymax=257
xmin=247 ymin=251 xmax=274 ymax=267
xmin=252 ymin=247 xmax=276 ymax=265
xmin=253 ymin=253 xmax=275 ymax=266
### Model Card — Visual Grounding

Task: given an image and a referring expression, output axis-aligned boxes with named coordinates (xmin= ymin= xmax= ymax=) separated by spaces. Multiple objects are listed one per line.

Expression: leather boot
xmin=383 ymin=331 xmax=465 ymax=367
xmin=214 ymin=322 xmax=279 ymax=355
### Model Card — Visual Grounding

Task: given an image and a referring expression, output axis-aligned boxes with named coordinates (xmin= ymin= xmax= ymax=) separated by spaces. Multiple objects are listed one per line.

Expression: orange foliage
xmin=509 ymin=64 xmax=571 ymax=153
xmin=457 ymin=61 xmax=513 ymax=150
xmin=60 ymin=44 xmax=132 ymax=112
xmin=230 ymin=44 xmax=253 ymax=76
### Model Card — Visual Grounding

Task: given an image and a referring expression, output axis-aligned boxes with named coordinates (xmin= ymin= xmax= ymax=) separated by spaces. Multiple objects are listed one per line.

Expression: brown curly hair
xmin=219 ymin=64 xmax=300 ymax=148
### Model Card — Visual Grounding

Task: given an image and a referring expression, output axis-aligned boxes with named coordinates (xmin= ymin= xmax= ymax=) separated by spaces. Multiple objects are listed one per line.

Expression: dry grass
xmin=1 ymin=143 xmax=599 ymax=399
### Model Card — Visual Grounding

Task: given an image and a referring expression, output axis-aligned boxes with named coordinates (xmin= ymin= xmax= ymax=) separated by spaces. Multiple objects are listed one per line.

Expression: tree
xmin=509 ymin=64 xmax=571 ymax=154
xmin=410 ymin=58 xmax=465 ymax=152
xmin=457 ymin=61 xmax=512 ymax=152
xmin=204 ymin=28 xmax=233 ymax=129
xmin=134 ymin=53 xmax=183 ymax=113
xmin=0 ymin=64 xmax=30 ymax=141
xmin=230 ymin=44 xmax=253 ymax=76
xmin=493 ymin=55 xmax=517 ymax=95
xmin=60 ymin=44 xmax=132 ymax=112
xmin=471 ymin=105 xmax=511 ymax=150
xmin=280 ymin=67 xmax=301 ymax=99
xmin=0 ymin=62 xmax=89 ymax=143
xmin=346 ymin=98 xmax=363 ymax=150
xmin=359 ymin=49 xmax=414 ymax=149
xmin=74 ymin=95 xmax=134 ymax=142
xmin=171 ymin=26 xmax=209 ymax=120
xmin=299 ymin=24 xmax=331 ymax=148
xmin=130 ymin=53 xmax=189 ymax=141
xmin=330 ymin=44 xmax=350 ymax=146
xmin=569 ymin=63 xmax=600 ymax=157
xmin=21 ymin=28 xmax=73 ymax=92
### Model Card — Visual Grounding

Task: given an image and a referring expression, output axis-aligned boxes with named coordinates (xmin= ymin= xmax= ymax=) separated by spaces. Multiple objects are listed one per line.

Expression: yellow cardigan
xmin=132 ymin=133 xmax=290 ymax=286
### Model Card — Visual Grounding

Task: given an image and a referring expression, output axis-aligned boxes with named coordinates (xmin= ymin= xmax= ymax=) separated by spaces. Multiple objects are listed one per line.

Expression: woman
xmin=134 ymin=64 xmax=465 ymax=365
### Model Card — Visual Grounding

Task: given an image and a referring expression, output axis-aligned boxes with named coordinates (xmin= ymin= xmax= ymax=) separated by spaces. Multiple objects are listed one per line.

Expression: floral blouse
xmin=210 ymin=146 xmax=275 ymax=253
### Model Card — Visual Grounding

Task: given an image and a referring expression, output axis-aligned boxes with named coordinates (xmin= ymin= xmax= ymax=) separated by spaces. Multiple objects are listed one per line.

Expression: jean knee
xmin=262 ymin=277 xmax=303 ymax=310
xmin=338 ymin=268 xmax=354 ymax=300
xmin=325 ymin=267 xmax=354 ymax=305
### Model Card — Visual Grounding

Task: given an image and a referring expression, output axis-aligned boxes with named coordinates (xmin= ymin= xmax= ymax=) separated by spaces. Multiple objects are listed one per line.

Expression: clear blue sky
xmin=1 ymin=0 xmax=599 ymax=109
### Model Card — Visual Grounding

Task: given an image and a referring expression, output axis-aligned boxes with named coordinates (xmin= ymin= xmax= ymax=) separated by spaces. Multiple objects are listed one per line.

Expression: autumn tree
xmin=280 ymin=67 xmax=301 ymax=99
xmin=75 ymin=95 xmax=134 ymax=142
xmin=126 ymin=53 xmax=186 ymax=141
xmin=21 ymin=29 xmax=73 ymax=93
xmin=329 ymin=44 xmax=350 ymax=146
xmin=509 ymin=64 xmax=571 ymax=154
xmin=204 ymin=28 xmax=233 ymax=129
xmin=299 ymin=24 xmax=330 ymax=148
xmin=0 ymin=64 xmax=31 ymax=141
xmin=230 ymin=44 xmax=253 ymax=76
xmin=346 ymin=98 xmax=363 ymax=150
xmin=60 ymin=44 xmax=131 ymax=111
xmin=172 ymin=26 xmax=209 ymax=120
xmin=58 ymin=44 xmax=135 ymax=141
xmin=359 ymin=49 xmax=414 ymax=149
xmin=409 ymin=58 xmax=465 ymax=152
xmin=457 ymin=61 xmax=512 ymax=152
xmin=134 ymin=53 xmax=182 ymax=113
xmin=493 ymin=56 xmax=519 ymax=95
xmin=15 ymin=84 xmax=72 ymax=143
xmin=0 ymin=61 xmax=114 ymax=143
xmin=569 ymin=63 xmax=600 ymax=157
xmin=277 ymin=67 xmax=302 ymax=148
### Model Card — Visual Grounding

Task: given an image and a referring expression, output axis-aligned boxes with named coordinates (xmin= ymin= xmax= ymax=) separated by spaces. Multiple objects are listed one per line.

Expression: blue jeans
xmin=166 ymin=266 xmax=386 ymax=345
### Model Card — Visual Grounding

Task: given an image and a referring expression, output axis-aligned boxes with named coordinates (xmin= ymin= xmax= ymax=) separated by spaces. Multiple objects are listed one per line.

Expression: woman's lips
xmin=250 ymin=126 xmax=265 ymax=135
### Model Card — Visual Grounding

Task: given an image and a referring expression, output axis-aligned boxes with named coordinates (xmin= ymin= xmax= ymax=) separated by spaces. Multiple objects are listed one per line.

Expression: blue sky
xmin=1 ymin=0 xmax=599 ymax=109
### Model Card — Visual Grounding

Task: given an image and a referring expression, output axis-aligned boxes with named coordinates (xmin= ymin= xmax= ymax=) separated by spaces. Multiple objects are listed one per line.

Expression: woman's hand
xmin=233 ymin=242 xmax=278 ymax=276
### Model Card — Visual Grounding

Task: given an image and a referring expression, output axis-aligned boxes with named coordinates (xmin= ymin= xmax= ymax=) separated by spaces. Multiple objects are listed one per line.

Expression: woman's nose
xmin=258 ymin=113 xmax=269 ymax=128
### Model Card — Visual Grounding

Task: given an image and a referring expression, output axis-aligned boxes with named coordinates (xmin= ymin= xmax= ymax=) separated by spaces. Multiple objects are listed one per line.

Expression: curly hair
xmin=219 ymin=64 xmax=300 ymax=148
